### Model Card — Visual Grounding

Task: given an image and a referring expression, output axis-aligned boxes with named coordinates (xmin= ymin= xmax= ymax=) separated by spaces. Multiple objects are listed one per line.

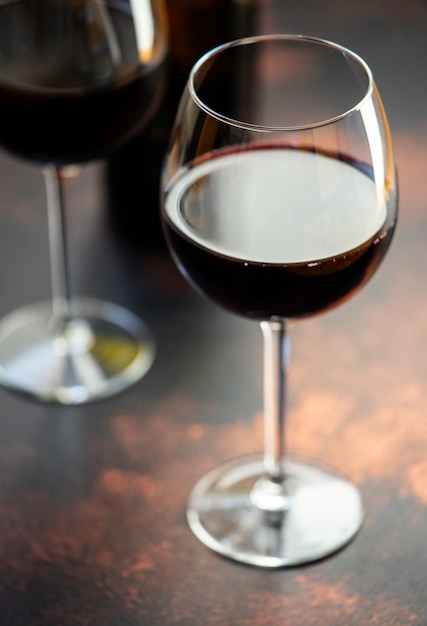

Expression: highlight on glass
xmin=161 ymin=35 xmax=397 ymax=567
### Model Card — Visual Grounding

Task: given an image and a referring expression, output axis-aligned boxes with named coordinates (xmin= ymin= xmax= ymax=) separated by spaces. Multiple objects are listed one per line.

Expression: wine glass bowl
xmin=0 ymin=0 xmax=168 ymax=404
xmin=161 ymin=35 xmax=397 ymax=567
xmin=0 ymin=0 xmax=168 ymax=165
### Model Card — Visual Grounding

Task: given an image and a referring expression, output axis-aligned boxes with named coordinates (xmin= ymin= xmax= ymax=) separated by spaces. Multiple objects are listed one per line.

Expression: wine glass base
xmin=0 ymin=298 xmax=155 ymax=404
xmin=187 ymin=455 xmax=364 ymax=568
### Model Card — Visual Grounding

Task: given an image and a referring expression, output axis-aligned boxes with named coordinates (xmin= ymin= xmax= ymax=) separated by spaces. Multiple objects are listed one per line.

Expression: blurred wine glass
xmin=0 ymin=0 xmax=168 ymax=404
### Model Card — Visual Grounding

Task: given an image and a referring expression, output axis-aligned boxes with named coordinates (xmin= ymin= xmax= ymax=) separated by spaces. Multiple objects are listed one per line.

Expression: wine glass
xmin=161 ymin=35 xmax=397 ymax=567
xmin=0 ymin=0 xmax=168 ymax=404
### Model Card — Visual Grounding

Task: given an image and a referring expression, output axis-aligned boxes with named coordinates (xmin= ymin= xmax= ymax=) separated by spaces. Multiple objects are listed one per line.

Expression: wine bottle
xmin=105 ymin=0 xmax=259 ymax=249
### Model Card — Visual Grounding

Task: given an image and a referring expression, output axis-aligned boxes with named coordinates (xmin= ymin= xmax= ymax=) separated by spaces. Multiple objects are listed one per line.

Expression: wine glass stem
xmin=260 ymin=319 xmax=289 ymax=483
xmin=43 ymin=165 xmax=72 ymax=322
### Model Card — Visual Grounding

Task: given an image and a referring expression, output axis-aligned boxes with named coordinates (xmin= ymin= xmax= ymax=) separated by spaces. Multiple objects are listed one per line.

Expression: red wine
xmin=0 ymin=0 xmax=166 ymax=165
xmin=163 ymin=148 xmax=397 ymax=320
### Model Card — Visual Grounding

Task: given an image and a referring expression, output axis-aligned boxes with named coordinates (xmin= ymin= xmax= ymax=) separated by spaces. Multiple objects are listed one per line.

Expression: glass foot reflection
xmin=187 ymin=455 xmax=364 ymax=568
xmin=0 ymin=298 xmax=155 ymax=404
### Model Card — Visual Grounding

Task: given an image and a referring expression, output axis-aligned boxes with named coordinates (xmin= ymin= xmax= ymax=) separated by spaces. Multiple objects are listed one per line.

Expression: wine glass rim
xmin=188 ymin=34 xmax=374 ymax=132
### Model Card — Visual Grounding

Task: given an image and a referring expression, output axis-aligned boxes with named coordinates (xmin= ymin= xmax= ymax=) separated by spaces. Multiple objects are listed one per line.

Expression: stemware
xmin=0 ymin=0 xmax=168 ymax=404
xmin=161 ymin=35 xmax=397 ymax=567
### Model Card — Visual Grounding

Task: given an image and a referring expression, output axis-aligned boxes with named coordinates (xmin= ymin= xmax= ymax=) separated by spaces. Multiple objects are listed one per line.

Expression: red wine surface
xmin=163 ymin=148 xmax=396 ymax=320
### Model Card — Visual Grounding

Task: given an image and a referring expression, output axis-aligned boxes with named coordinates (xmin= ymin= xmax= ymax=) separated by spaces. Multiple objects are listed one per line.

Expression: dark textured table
xmin=0 ymin=1 xmax=426 ymax=624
